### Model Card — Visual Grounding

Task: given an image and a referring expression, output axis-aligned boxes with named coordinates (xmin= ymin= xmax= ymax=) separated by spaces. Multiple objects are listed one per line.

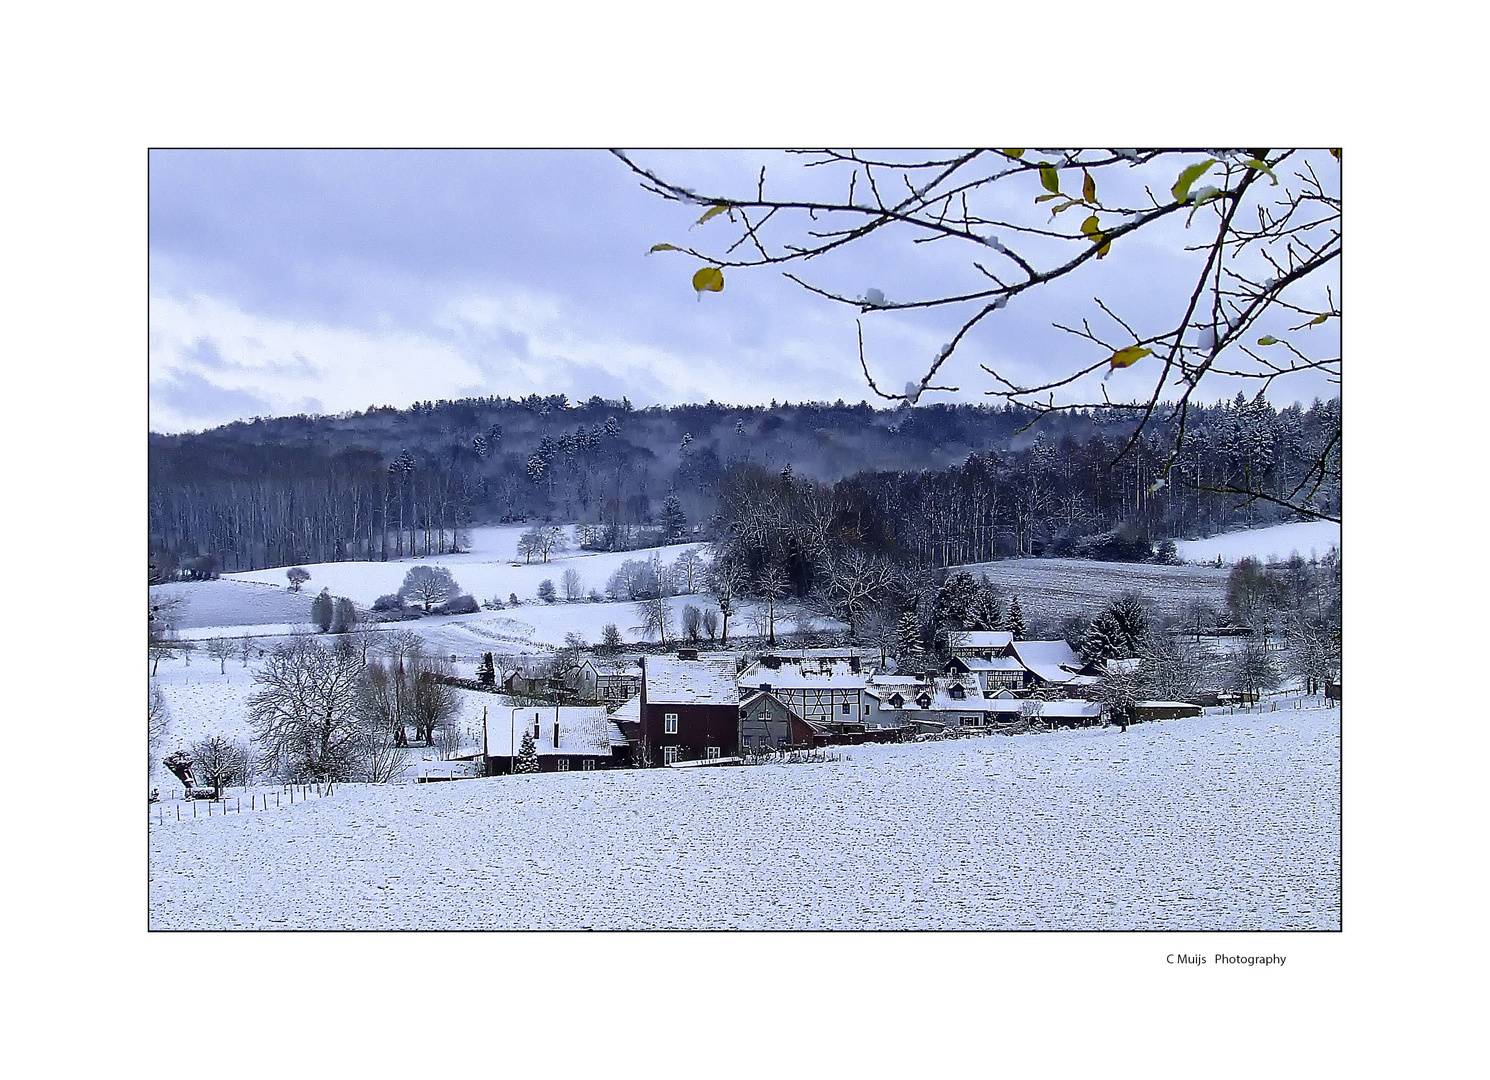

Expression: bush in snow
xmin=372 ymin=594 xmax=402 ymax=612
xmin=436 ymin=594 xmax=480 ymax=616
xmin=537 ymin=579 xmax=557 ymax=603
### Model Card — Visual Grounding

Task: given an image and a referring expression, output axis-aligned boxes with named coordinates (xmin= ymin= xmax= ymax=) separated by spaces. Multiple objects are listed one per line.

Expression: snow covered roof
xmin=1106 ymin=658 xmax=1142 ymax=676
xmin=948 ymin=631 xmax=1014 ymax=651
xmin=739 ymin=659 xmax=869 ymax=690
xmin=955 ymin=656 xmax=1025 ymax=672
xmin=597 ymin=666 xmax=643 ymax=680
xmin=643 ymin=658 xmax=739 ymax=705
xmin=483 ymin=706 xmax=615 ymax=757
xmin=927 ymin=676 xmax=987 ymax=711
xmin=1009 ymin=640 xmax=1086 ymax=684
xmin=609 ymin=694 xmax=642 ymax=723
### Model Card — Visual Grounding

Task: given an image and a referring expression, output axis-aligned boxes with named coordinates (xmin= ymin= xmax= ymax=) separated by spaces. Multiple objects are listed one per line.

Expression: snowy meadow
xmin=149 ymin=702 xmax=1340 ymax=931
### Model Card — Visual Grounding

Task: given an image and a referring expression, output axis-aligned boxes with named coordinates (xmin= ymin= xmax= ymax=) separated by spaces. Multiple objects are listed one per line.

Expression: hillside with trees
xmin=149 ymin=392 xmax=1338 ymax=580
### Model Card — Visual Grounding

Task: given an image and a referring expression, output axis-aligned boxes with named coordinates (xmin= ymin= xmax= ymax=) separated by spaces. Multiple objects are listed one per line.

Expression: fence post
xmin=177 ymin=805 xmax=180 ymax=821
xmin=193 ymin=801 xmax=196 ymax=818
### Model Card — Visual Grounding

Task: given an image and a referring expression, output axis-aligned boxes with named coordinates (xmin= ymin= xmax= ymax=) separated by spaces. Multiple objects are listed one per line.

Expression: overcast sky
xmin=148 ymin=149 xmax=1339 ymax=433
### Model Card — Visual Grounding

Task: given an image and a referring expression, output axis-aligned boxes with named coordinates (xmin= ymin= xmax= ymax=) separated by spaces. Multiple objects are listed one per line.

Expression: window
xmin=557 ymin=758 xmax=570 ymax=771
xmin=961 ymin=715 xmax=979 ymax=728
xmin=664 ymin=746 xmax=680 ymax=765
xmin=842 ymin=702 xmax=851 ymax=714
xmin=664 ymin=712 xmax=678 ymax=734
xmin=582 ymin=758 xmax=596 ymax=771
xmin=707 ymin=746 xmax=721 ymax=760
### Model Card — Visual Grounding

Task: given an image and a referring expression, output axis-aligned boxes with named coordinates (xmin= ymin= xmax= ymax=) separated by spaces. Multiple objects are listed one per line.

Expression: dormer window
xmin=949 ymin=684 xmax=966 ymax=700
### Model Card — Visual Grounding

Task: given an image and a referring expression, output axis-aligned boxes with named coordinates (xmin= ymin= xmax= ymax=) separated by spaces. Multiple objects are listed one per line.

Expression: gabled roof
xmin=483 ymin=705 xmax=615 ymax=757
xmin=643 ymin=658 xmax=739 ymax=705
xmin=953 ymin=656 xmax=1025 ymax=672
xmin=948 ymin=630 xmax=1014 ymax=651
xmin=609 ymin=693 xmax=642 ymax=723
xmin=1009 ymin=640 xmax=1086 ymax=684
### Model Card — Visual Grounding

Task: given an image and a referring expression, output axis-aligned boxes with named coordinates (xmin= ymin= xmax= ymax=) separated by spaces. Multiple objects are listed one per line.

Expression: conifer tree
xmin=515 ymin=729 xmax=540 ymax=774
xmin=896 ymin=610 xmax=924 ymax=667
xmin=311 ymin=588 xmax=334 ymax=632
xmin=1007 ymin=596 xmax=1026 ymax=640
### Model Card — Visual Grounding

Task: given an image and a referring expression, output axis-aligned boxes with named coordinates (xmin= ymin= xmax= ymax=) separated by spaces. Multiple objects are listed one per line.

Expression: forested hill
xmin=148 ymin=393 xmax=1340 ymax=577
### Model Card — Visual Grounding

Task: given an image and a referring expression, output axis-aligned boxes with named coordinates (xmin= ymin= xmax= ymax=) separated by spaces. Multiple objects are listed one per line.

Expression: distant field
xmin=1175 ymin=520 xmax=1340 ymax=566
xmin=150 ymin=579 xmax=312 ymax=629
xmin=954 ymin=558 xmax=1230 ymax=622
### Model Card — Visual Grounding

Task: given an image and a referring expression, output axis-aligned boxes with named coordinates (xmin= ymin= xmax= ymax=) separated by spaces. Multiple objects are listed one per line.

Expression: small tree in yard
xmin=515 ymin=729 xmax=540 ymax=774
xmin=286 ymin=567 xmax=310 ymax=592
xmin=601 ymin=623 xmax=623 ymax=651
xmin=509 ymin=592 xmax=520 ymax=606
xmin=701 ymin=606 xmax=718 ymax=641
xmin=1099 ymin=665 xmax=1144 ymax=733
xmin=478 ymin=652 xmax=496 ymax=686
xmin=311 ymin=588 xmax=334 ymax=632
xmin=538 ymin=578 xmax=557 ymax=603
xmin=238 ymin=634 xmax=253 ymax=667
xmin=682 ymin=603 xmax=702 ymax=643
xmin=190 ymin=734 xmax=248 ymax=799
xmin=1227 ymin=639 xmax=1280 ymax=701
xmin=205 ymin=637 xmax=234 ymax=674
xmin=562 ymin=567 xmax=584 ymax=601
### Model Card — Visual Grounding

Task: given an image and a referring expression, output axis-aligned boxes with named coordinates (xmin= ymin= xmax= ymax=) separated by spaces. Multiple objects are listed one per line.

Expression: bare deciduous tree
xmin=249 ymin=638 xmax=366 ymax=781
xmin=205 ymin=637 xmax=234 ymax=674
xmin=398 ymin=565 xmax=460 ymax=613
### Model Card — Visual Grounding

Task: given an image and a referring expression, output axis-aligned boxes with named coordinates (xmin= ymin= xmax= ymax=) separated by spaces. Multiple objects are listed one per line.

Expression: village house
xmin=480 ymin=704 xmax=628 ymax=773
xmin=638 ymin=655 xmax=741 ymax=766
xmin=593 ymin=662 xmax=643 ymax=705
xmin=864 ymin=674 xmax=990 ymax=732
xmin=736 ymin=654 xmax=873 ymax=726
xmin=946 ymin=630 xmax=1014 ymax=659
xmin=737 ymin=689 xmax=823 ymax=751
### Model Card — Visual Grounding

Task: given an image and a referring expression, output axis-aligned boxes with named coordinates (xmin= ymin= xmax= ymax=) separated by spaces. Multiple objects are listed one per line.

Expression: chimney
xmin=554 ymin=718 xmax=560 ymax=750
xmin=533 ymin=712 xmax=540 ymax=740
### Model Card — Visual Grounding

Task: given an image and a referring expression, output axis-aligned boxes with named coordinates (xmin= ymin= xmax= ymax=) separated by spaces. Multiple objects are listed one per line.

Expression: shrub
xmin=436 ymin=594 xmax=479 ymax=616
xmin=372 ymin=594 xmax=402 ymax=611
xmin=537 ymin=579 xmax=557 ymax=603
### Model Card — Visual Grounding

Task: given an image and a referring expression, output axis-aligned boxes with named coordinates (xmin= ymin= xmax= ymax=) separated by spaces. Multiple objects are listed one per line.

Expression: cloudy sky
xmin=148 ymin=149 xmax=1340 ymax=433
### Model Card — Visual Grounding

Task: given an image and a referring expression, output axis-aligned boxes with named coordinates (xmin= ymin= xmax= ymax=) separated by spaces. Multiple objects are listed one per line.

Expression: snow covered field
xmin=149 ymin=703 xmax=1341 ymax=930
xmin=1175 ymin=520 xmax=1340 ymax=566
xmin=954 ymin=557 xmax=1231 ymax=622
xmin=223 ymin=524 xmax=709 ymax=611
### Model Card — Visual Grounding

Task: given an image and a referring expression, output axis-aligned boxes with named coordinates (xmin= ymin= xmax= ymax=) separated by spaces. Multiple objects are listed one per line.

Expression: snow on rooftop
xmin=480 ymin=703 xmax=614 ymax=757
xmin=948 ymin=631 xmax=1014 ymax=651
xmin=609 ymin=693 xmax=642 ymax=723
xmin=642 ymin=658 xmax=739 ymax=705
xmin=955 ymin=656 xmax=1025 ymax=671
xmin=739 ymin=658 xmax=869 ymax=690
xmin=1010 ymin=640 xmax=1086 ymax=684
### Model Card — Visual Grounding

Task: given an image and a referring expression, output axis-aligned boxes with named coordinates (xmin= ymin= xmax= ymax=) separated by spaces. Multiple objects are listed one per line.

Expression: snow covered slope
xmin=150 ymin=704 xmax=1341 ymax=930
xmin=1175 ymin=520 xmax=1340 ymax=566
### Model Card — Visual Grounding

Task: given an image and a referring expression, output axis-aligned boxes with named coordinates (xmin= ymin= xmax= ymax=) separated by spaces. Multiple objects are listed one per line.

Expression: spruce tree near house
xmin=515 ymin=729 xmax=539 ymax=774
xmin=1007 ymin=596 xmax=1027 ymax=640
xmin=478 ymin=652 xmax=495 ymax=686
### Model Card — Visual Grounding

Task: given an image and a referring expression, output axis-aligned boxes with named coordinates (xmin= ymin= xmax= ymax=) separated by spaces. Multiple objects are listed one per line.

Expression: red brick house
xmin=638 ymin=656 xmax=740 ymax=766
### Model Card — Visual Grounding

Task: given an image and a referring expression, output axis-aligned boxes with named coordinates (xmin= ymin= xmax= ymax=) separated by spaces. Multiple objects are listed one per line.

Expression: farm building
xmin=946 ymin=654 xmax=1027 ymax=694
xmin=1005 ymin=640 xmax=1101 ymax=694
xmin=864 ymin=675 xmax=991 ymax=732
xmin=481 ymin=705 xmax=628 ymax=773
xmin=638 ymin=656 xmax=741 ymax=766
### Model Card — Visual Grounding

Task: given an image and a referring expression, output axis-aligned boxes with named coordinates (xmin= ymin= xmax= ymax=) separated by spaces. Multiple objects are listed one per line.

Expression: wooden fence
xmin=149 ymin=781 xmax=335 ymax=825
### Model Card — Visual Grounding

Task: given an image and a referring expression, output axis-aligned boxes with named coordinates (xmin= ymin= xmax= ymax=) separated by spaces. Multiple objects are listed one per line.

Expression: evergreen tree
xmin=478 ymin=652 xmax=495 ymax=686
xmin=538 ymin=578 xmax=557 ymax=603
xmin=1081 ymin=611 xmax=1123 ymax=665
xmin=659 ymin=492 xmax=687 ymax=542
xmin=895 ymin=610 xmax=925 ymax=667
xmin=515 ymin=729 xmax=540 ymax=773
xmin=1007 ymin=596 xmax=1026 ymax=639
xmin=311 ymin=588 xmax=334 ymax=632
xmin=1108 ymin=593 xmax=1152 ymax=656
xmin=330 ymin=597 xmax=358 ymax=634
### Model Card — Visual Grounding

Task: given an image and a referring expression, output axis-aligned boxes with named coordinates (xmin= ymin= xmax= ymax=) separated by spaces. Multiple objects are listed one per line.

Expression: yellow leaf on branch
xmin=1106 ymin=345 xmax=1151 ymax=371
xmin=695 ymin=204 xmax=729 ymax=227
xmin=1040 ymin=165 xmax=1060 ymax=194
xmin=649 ymin=243 xmax=680 ymax=254
xmin=692 ymin=265 xmax=725 ymax=298
xmin=1082 ymin=170 xmax=1097 ymax=204
xmin=1171 ymin=158 xmax=1217 ymax=203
